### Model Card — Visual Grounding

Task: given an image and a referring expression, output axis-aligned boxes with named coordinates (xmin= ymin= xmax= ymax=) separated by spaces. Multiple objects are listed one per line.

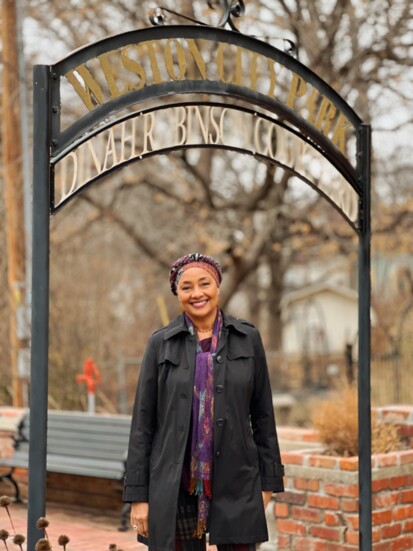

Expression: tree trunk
xmin=2 ymin=0 xmax=26 ymax=406
xmin=267 ymin=247 xmax=284 ymax=352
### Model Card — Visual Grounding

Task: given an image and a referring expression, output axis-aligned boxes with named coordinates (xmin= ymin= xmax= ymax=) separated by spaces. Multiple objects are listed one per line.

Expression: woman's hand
xmin=262 ymin=491 xmax=273 ymax=510
xmin=131 ymin=502 xmax=149 ymax=537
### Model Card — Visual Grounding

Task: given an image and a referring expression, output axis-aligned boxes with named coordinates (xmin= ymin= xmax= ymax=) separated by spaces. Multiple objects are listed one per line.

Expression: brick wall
xmin=276 ymin=449 xmax=413 ymax=550
xmin=275 ymin=405 xmax=413 ymax=550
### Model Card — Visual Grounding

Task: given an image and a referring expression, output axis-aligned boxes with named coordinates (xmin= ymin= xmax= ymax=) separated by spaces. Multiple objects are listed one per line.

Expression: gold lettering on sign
xmin=249 ymin=51 xmax=259 ymax=92
xmin=120 ymin=46 xmax=146 ymax=91
xmin=59 ymin=152 xmax=78 ymax=201
xmin=174 ymin=106 xmax=187 ymax=145
xmin=193 ymin=106 xmax=210 ymax=143
xmin=286 ymin=75 xmax=307 ymax=109
xmin=87 ymin=139 xmax=103 ymax=175
xmin=331 ymin=113 xmax=352 ymax=154
xmin=216 ymin=43 xmax=244 ymax=86
xmin=102 ymin=128 xmax=118 ymax=170
xmin=235 ymin=46 xmax=243 ymax=86
xmin=65 ymin=66 xmax=104 ymax=110
xmin=185 ymin=107 xmax=194 ymax=143
xmin=306 ymin=88 xmax=319 ymax=125
xmin=217 ymin=43 xmax=233 ymax=84
xmin=145 ymin=41 xmax=164 ymax=84
xmin=267 ymin=58 xmax=277 ymax=99
xmin=315 ymin=97 xmax=337 ymax=136
xmin=164 ymin=39 xmax=187 ymax=80
xmin=186 ymin=39 xmax=207 ymax=80
xmin=253 ymin=117 xmax=266 ymax=155
xmin=98 ymin=51 xmax=125 ymax=99
xmin=142 ymin=112 xmax=155 ymax=154
xmin=219 ymin=108 xmax=228 ymax=144
xmin=120 ymin=119 xmax=137 ymax=162
xmin=209 ymin=107 xmax=221 ymax=144
xmin=63 ymin=37 xmax=355 ymax=158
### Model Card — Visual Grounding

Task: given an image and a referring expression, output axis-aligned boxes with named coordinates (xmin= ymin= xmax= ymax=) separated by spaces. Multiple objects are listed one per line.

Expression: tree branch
xmin=220 ymin=211 xmax=277 ymax=306
xmin=78 ymin=193 xmax=171 ymax=269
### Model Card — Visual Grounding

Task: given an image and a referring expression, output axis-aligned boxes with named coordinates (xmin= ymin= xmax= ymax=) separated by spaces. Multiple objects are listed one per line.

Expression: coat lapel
xmin=184 ymin=331 xmax=197 ymax=371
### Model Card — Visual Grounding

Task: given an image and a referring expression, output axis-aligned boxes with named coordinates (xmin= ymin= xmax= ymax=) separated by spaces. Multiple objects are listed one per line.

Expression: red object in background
xmin=76 ymin=357 xmax=101 ymax=394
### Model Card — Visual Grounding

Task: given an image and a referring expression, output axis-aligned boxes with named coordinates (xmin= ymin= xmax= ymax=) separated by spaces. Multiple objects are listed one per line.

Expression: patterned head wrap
xmin=169 ymin=253 xmax=223 ymax=295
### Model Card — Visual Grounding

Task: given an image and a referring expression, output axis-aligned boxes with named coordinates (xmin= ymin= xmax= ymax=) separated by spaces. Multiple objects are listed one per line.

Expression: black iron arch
xmin=28 ymin=21 xmax=372 ymax=551
xmin=50 ymin=26 xmax=361 ymax=163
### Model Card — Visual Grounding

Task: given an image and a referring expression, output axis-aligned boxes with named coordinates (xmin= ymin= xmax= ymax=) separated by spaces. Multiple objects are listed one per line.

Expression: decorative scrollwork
xmin=149 ymin=0 xmax=246 ymax=31
xmin=148 ymin=1 xmax=298 ymax=56
xmin=148 ymin=7 xmax=166 ymax=26
xmin=283 ymin=39 xmax=298 ymax=58
xmin=208 ymin=0 xmax=245 ymax=31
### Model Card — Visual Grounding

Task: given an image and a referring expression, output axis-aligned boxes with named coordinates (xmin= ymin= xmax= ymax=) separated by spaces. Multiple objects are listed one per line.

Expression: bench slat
xmin=0 ymin=411 xmax=132 ymax=481
xmin=0 ymin=419 xmax=22 ymax=432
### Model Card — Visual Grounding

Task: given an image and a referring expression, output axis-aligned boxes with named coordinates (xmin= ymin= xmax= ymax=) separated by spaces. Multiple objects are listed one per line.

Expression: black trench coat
xmin=124 ymin=312 xmax=284 ymax=551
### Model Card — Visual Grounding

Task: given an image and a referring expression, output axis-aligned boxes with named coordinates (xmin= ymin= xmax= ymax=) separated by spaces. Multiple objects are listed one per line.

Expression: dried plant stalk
xmin=0 ymin=529 xmax=10 ymax=550
xmin=0 ymin=497 xmax=15 ymax=534
xmin=312 ymin=386 xmax=402 ymax=456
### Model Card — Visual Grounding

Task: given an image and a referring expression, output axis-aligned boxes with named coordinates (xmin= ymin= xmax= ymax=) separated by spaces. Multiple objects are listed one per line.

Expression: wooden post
xmin=1 ymin=0 xmax=26 ymax=407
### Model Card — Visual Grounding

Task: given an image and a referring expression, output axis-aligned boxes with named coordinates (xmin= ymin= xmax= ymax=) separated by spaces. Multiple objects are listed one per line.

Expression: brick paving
xmin=0 ymin=502 xmax=146 ymax=550
xmin=1 ymin=503 xmax=221 ymax=551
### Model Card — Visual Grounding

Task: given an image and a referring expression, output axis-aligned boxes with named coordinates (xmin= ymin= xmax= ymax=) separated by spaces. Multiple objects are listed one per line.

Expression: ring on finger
xmin=132 ymin=524 xmax=138 ymax=531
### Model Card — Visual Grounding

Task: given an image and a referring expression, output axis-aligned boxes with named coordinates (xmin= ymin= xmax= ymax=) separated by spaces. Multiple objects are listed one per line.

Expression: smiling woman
xmin=124 ymin=252 xmax=285 ymax=551
xmin=173 ymin=256 xmax=222 ymax=335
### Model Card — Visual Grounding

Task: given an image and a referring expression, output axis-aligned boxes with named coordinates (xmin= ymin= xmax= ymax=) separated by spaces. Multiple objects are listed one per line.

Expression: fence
xmin=114 ymin=346 xmax=413 ymax=418
xmin=267 ymin=349 xmax=413 ymax=406
xmin=371 ymin=353 xmax=413 ymax=405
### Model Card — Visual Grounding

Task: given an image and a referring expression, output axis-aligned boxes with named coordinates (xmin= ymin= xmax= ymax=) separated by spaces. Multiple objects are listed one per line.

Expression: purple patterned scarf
xmin=185 ymin=309 xmax=223 ymax=538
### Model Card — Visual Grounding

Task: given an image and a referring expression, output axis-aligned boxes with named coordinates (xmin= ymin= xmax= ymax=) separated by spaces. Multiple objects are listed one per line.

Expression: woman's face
xmin=176 ymin=267 xmax=219 ymax=322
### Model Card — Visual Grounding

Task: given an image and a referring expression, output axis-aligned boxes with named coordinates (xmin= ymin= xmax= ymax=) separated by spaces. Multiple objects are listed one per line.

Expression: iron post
xmin=27 ymin=64 xmax=51 ymax=550
xmin=357 ymin=123 xmax=372 ymax=551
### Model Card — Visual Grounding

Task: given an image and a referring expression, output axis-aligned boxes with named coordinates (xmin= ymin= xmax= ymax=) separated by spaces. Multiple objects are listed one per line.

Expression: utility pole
xmin=1 ymin=0 xmax=27 ymax=407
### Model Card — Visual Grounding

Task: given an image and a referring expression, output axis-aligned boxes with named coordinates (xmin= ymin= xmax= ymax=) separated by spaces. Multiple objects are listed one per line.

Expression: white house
xmin=281 ymin=282 xmax=359 ymax=356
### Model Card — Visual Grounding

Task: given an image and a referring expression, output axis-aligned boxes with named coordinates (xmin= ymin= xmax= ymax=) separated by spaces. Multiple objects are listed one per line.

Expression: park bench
xmin=0 ymin=410 xmax=28 ymax=501
xmin=0 ymin=410 xmax=132 ymax=529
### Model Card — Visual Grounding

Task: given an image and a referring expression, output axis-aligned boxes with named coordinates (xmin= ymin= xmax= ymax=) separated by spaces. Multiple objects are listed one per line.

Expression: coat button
xmin=216 ymin=418 xmax=224 ymax=427
xmin=216 ymin=451 xmax=221 ymax=458
xmin=216 ymin=355 xmax=223 ymax=363
xmin=216 ymin=385 xmax=224 ymax=393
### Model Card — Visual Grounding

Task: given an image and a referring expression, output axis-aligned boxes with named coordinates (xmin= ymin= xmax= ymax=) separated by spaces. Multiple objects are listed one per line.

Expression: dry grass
xmin=312 ymin=386 xmax=402 ymax=457
xmin=371 ymin=421 xmax=401 ymax=454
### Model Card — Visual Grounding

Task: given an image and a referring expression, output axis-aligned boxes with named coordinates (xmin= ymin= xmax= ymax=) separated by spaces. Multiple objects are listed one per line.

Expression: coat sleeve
xmin=250 ymin=328 xmax=285 ymax=493
xmin=123 ymin=334 xmax=158 ymax=502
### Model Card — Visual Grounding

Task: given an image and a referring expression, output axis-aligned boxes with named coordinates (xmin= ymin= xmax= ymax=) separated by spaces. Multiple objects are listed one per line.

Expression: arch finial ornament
xmin=149 ymin=0 xmax=245 ymax=31
xmin=148 ymin=2 xmax=296 ymax=54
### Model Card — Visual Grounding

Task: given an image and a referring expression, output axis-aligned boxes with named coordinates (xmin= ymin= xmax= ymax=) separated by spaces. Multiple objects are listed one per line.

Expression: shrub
xmin=312 ymin=386 xmax=402 ymax=456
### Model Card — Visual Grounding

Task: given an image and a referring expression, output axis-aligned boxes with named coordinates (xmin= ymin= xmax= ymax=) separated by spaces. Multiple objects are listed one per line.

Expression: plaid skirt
xmin=176 ymin=485 xmax=200 ymax=540
xmin=175 ymin=486 xmax=256 ymax=551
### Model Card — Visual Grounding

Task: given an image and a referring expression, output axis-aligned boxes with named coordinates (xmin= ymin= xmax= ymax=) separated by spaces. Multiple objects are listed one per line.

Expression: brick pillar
xmin=274 ymin=417 xmax=413 ymax=550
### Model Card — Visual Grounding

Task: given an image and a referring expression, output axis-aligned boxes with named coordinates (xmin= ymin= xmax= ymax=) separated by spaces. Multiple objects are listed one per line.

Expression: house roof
xmin=282 ymin=282 xmax=358 ymax=306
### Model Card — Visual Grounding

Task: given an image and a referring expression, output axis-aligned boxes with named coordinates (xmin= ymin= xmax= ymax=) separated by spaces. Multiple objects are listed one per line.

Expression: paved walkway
xmin=0 ymin=502 xmax=223 ymax=551
xmin=0 ymin=502 xmax=146 ymax=550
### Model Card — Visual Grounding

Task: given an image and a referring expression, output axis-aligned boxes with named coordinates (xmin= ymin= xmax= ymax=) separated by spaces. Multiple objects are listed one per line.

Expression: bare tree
xmin=0 ymin=0 xmax=410 ymax=407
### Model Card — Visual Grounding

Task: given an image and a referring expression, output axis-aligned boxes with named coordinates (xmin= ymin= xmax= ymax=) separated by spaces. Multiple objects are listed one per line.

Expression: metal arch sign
xmin=29 ymin=22 xmax=372 ymax=551
xmin=47 ymin=27 xmax=363 ymax=223
xmin=51 ymin=26 xmax=360 ymax=157
xmin=52 ymin=103 xmax=360 ymax=228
